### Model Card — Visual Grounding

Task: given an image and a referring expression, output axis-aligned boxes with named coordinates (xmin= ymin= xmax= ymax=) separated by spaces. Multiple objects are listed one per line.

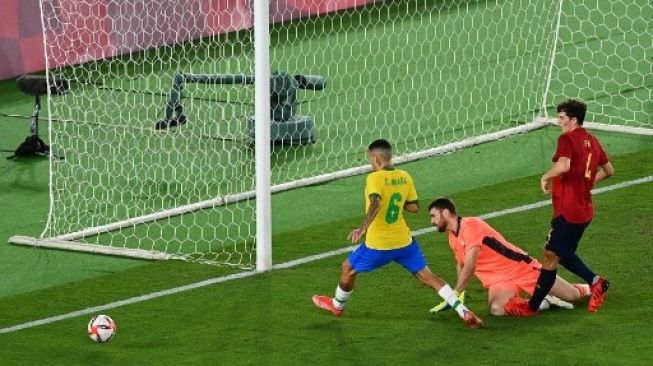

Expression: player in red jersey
xmin=505 ymin=99 xmax=614 ymax=316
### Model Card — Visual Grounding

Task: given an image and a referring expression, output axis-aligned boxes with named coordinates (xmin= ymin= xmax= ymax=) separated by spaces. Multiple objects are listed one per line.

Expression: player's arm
xmin=348 ymin=194 xmax=381 ymax=243
xmin=542 ymin=134 xmax=572 ymax=193
xmin=595 ymin=161 xmax=614 ymax=184
xmin=454 ymin=246 xmax=480 ymax=293
xmin=404 ymin=200 xmax=419 ymax=213
xmin=541 ymin=157 xmax=570 ymax=193
xmin=404 ymin=174 xmax=419 ymax=213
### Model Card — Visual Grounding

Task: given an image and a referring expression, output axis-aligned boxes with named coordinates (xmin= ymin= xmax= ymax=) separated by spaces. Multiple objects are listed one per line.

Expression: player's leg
xmin=527 ymin=216 xmax=569 ymax=311
xmin=313 ymin=243 xmax=390 ymax=316
xmin=553 ymin=220 xmax=610 ymax=311
xmin=398 ymin=239 xmax=483 ymax=328
xmin=560 ymin=252 xmax=610 ymax=310
xmin=396 ymin=239 xmax=445 ymax=290
xmin=414 ymin=266 xmax=483 ymax=328
xmin=413 ymin=265 xmax=445 ymax=291
xmin=550 ymin=218 xmax=610 ymax=311
xmin=338 ymin=257 xmax=357 ymax=291
xmin=331 ymin=258 xmax=357 ymax=310
xmin=525 ymin=249 xmax=560 ymax=311
xmin=559 ymin=254 xmax=596 ymax=285
xmin=505 ymin=266 xmax=579 ymax=316
xmin=494 ymin=266 xmax=571 ymax=316
xmin=548 ymin=275 xmax=589 ymax=302
xmin=519 ymin=269 xmax=575 ymax=310
xmin=505 ymin=218 xmax=569 ymax=316
xmin=556 ymin=219 xmax=595 ymax=285
xmin=488 ymin=284 xmax=518 ymax=316
xmin=312 ymin=257 xmax=356 ymax=316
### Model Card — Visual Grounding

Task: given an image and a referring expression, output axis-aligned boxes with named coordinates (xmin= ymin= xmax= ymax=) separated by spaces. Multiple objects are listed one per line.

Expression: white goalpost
xmin=253 ymin=0 xmax=272 ymax=271
xmin=9 ymin=0 xmax=652 ymax=268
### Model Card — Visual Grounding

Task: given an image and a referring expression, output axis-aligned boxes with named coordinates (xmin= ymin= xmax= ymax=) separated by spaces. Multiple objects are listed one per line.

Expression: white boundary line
xmin=1 ymin=175 xmax=651 ymax=335
xmin=413 ymin=175 xmax=653 ymax=237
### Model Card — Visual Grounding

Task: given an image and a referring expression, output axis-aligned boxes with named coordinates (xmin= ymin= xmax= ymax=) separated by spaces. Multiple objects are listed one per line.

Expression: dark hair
xmin=557 ymin=99 xmax=587 ymax=125
xmin=428 ymin=197 xmax=457 ymax=215
xmin=368 ymin=139 xmax=392 ymax=152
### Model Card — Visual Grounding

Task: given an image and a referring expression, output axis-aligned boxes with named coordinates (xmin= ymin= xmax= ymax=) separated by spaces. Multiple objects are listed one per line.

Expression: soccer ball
xmin=87 ymin=315 xmax=116 ymax=343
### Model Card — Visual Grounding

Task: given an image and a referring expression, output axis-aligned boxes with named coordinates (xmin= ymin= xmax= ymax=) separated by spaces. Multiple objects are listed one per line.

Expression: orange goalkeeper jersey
xmin=447 ymin=217 xmax=540 ymax=288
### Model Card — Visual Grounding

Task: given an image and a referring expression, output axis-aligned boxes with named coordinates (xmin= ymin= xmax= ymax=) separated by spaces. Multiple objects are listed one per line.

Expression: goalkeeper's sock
xmin=573 ymin=283 xmax=591 ymax=298
xmin=438 ymin=285 xmax=467 ymax=318
xmin=333 ymin=285 xmax=351 ymax=310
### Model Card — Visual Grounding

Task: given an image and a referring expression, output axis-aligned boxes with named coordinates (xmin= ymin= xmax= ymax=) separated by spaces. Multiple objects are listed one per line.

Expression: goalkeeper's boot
xmin=504 ymin=297 xmax=539 ymax=317
xmin=588 ymin=277 xmax=610 ymax=312
xmin=312 ymin=295 xmax=343 ymax=317
xmin=462 ymin=310 xmax=484 ymax=329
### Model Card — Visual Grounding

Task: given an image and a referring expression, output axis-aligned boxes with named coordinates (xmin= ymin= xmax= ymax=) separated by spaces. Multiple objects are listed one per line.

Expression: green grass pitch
xmin=0 ymin=0 xmax=652 ymax=364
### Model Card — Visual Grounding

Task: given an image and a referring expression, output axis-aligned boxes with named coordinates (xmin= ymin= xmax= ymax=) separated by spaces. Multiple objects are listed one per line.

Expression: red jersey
xmin=551 ymin=128 xmax=609 ymax=223
xmin=447 ymin=217 xmax=540 ymax=288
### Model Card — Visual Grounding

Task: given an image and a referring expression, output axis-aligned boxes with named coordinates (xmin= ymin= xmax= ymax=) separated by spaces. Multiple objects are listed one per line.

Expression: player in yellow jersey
xmin=312 ymin=139 xmax=484 ymax=328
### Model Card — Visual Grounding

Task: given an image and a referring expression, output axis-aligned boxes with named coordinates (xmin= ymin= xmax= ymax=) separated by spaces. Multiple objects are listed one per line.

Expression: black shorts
xmin=544 ymin=215 xmax=590 ymax=258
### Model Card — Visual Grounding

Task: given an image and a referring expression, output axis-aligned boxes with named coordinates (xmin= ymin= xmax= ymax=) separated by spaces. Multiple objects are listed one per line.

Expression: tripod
xmin=6 ymin=75 xmax=67 ymax=160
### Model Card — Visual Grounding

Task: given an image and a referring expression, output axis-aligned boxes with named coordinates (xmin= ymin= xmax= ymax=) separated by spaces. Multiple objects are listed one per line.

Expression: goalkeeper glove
xmin=429 ymin=291 xmax=465 ymax=314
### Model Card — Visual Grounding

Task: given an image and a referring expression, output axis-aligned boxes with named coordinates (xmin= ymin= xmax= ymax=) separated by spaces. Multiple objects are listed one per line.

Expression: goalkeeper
xmin=427 ymin=197 xmax=590 ymax=316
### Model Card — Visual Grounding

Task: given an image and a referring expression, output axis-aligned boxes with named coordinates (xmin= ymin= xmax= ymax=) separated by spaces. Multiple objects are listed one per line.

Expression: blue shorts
xmin=347 ymin=238 xmax=427 ymax=274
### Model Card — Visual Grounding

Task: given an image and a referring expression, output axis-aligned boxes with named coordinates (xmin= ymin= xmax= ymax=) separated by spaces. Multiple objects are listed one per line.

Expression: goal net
xmin=10 ymin=0 xmax=651 ymax=266
xmin=540 ymin=0 xmax=652 ymax=134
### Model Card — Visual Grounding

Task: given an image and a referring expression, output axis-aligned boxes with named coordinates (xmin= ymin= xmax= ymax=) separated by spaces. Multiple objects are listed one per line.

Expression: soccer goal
xmin=10 ymin=0 xmax=652 ymax=269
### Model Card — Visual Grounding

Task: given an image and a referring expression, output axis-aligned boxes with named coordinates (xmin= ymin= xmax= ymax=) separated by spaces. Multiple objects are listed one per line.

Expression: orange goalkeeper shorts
xmin=487 ymin=266 xmax=541 ymax=296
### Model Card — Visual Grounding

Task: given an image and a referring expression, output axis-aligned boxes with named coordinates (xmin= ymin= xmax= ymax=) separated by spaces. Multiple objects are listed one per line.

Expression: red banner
xmin=0 ymin=0 xmax=381 ymax=80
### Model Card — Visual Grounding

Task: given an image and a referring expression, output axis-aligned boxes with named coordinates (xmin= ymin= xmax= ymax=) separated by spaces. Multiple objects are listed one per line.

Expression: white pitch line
xmin=1 ymin=175 xmax=651 ymax=335
xmin=413 ymin=175 xmax=653 ymax=237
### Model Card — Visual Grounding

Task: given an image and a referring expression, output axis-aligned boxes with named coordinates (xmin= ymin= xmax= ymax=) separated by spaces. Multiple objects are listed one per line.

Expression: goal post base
xmin=8 ymin=236 xmax=172 ymax=261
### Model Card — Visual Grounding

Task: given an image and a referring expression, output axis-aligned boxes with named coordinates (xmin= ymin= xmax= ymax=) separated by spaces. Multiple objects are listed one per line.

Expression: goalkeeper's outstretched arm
xmin=455 ymin=246 xmax=480 ymax=292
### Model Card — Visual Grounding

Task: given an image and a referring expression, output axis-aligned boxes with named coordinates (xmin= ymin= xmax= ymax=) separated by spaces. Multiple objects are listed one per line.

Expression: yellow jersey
xmin=364 ymin=168 xmax=418 ymax=249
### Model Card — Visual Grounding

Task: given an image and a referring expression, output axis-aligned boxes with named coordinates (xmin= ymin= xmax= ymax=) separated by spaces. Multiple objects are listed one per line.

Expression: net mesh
xmin=37 ymin=0 xmax=648 ymax=265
